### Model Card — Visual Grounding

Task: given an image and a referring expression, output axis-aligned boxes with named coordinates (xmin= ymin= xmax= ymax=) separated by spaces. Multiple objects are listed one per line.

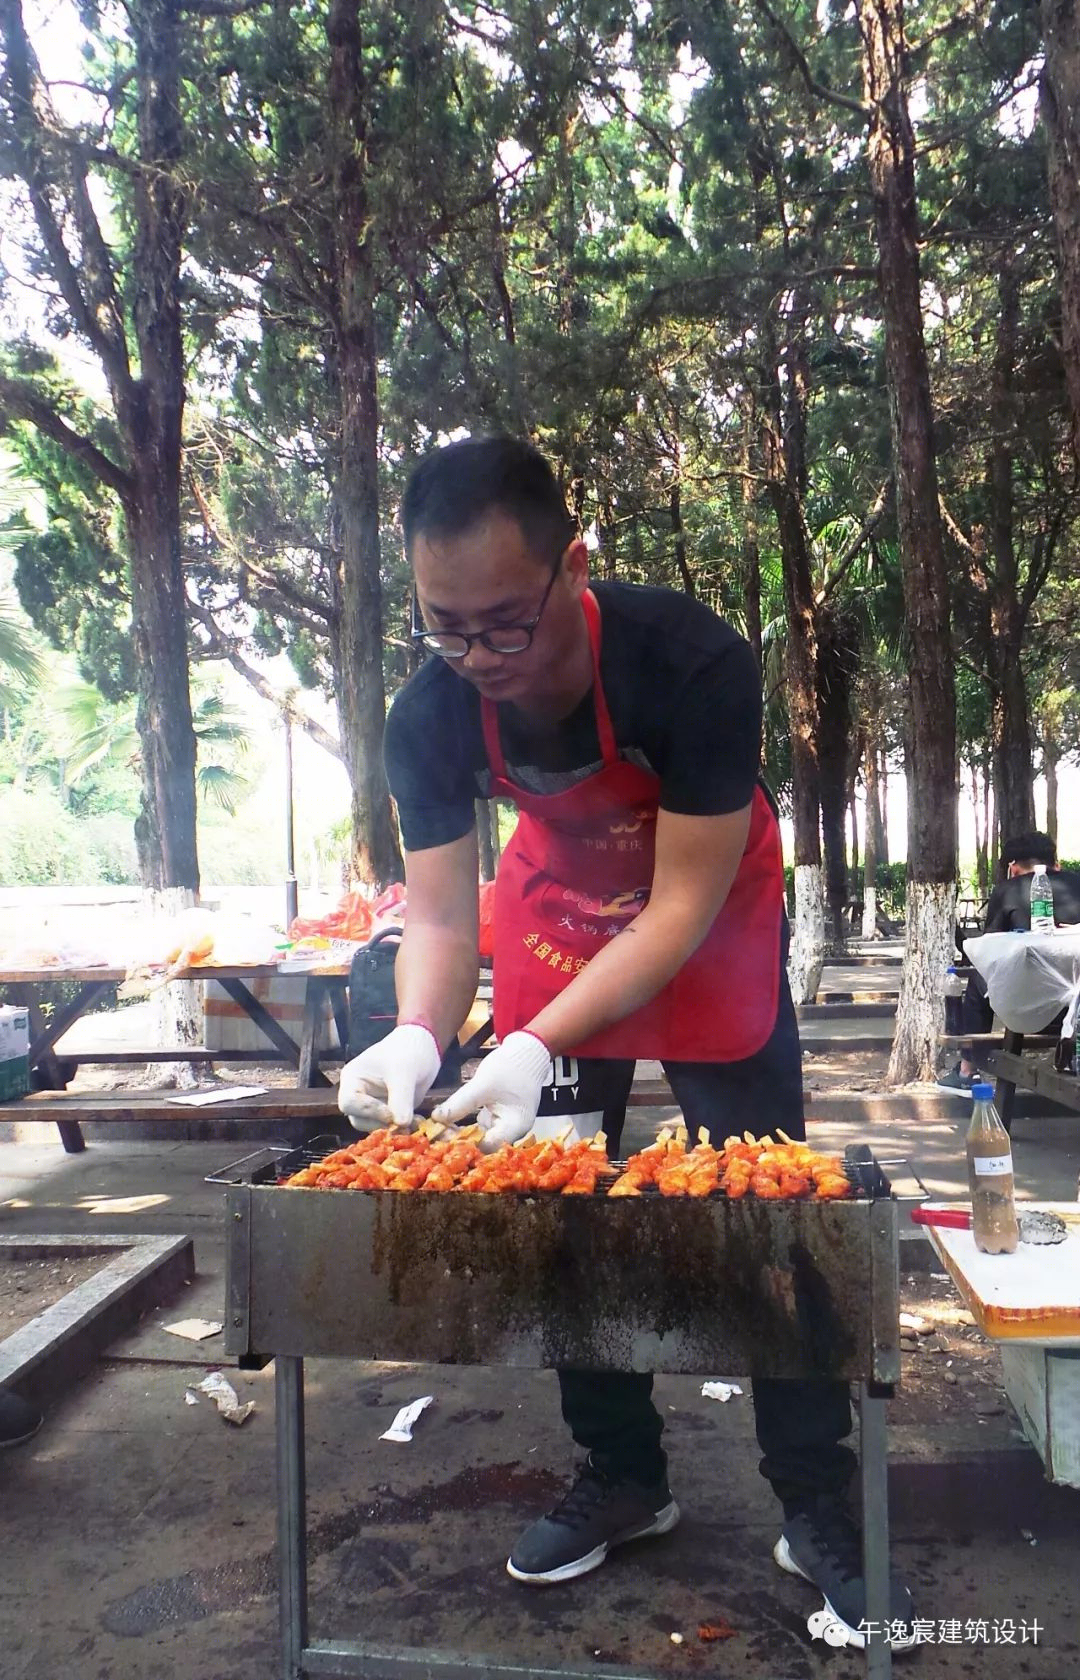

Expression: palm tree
xmin=53 ymin=681 xmax=252 ymax=813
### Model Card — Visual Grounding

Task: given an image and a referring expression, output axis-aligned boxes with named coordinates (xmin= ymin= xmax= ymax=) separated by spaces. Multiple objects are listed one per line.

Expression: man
xmin=939 ymin=831 xmax=1080 ymax=1095
xmin=339 ymin=435 xmax=915 ymax=1649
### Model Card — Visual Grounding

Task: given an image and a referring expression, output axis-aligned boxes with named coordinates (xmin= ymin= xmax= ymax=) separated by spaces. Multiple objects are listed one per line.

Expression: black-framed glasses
xmin=410 ymin=559 xmax=562 ymax=659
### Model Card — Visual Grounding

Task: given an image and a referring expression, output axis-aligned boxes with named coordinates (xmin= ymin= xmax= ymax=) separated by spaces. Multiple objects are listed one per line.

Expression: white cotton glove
xmin=337 ymin=1023 xmax=443 ymax=1131
xmin=432 ymin=1030 xmax=553 ymax=1151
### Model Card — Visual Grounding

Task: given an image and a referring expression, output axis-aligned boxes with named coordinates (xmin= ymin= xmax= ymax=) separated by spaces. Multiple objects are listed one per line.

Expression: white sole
xmin=773 ymin=1534 xmax=919 ymax=1654
xmin=506 ymin=1499 xmax=680 ymax=1585
xmin=934 ymin=1083 xmax=975 ymax=1098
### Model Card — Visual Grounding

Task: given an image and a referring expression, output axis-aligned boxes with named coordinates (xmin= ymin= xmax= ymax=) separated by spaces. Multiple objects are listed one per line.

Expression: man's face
xmin=410 ymin=508 xmax=588 ymax=706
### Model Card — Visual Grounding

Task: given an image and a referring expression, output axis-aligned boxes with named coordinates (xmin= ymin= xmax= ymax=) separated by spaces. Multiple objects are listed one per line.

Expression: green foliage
xmin=2 ymin=0 xmax=1078 ymax=889
xmin=0 ymin=789 xmax=138 ymax=885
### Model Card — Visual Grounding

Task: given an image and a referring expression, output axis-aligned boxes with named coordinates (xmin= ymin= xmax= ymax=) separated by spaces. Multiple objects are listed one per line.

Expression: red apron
xmin=483 ymin=589 xmax=784 ymax=1062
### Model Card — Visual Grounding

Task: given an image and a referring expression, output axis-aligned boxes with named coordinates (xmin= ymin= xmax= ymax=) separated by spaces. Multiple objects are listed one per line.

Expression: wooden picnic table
xmin=0 ymin=962 xmax=352 ymax=1154
xmin=0 ymin=958 xmax=501 ymax=1155
xmin=963 ymin=930 xmax=1080 ymax=1134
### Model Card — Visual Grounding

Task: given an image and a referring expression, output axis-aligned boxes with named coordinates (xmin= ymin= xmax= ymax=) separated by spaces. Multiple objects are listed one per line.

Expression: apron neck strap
xmin=480 ymin=586 xmax=617 ymax=776
xmin=582 ymin=589 xmax=617 ymax=765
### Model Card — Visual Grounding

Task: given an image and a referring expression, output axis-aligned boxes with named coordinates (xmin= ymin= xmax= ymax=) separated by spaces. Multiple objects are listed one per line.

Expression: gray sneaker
xmin=775 ymin=1496 xmax=918 ymax=1652
xmin=507 ymin=1460 xmax=679 ymax=1584
xmin=936 ymin=1064 xmax=978 ymax=1097
xmin=0 ymin=1390 xmax=42 ymax=1449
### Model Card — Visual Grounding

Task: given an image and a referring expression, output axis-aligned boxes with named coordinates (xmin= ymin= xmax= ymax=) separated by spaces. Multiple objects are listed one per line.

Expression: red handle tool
xmin=911 ymin=1205 xmax=972 ymax=1230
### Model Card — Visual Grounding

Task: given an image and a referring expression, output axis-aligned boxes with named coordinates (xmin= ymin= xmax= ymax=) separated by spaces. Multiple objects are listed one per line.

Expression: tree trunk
xmin=124 ymin=0 xmax=200 ymax=893
xmin=128 ymin=495 xmax=199 ymax=892
xmin=669 ymin=481 xmax=696 ymax=595
xmin=986 ymin=260 xmax=1036 ymax=837
xmin=327 ymin=0 xmax=403 ymax=889
xmin=739 ymin=411 xmax=764 ymax=670
xmin=862 ymin=741 xmax=880 ymax=939
xmin=598 ymin=496 xmax=617 ymax=581
xmin=1041 ymin=0 xmax=1080 ymax=463
xmin=816 ymin=609 xmax=860 ymax=948
xmin=761 ymin=324 xmax=824 ymax=1002
xmin=972 ymin=761 xmax=988 ymax=900
xmin=878 ymin=749 xmax=890 ymax=866
xmin=476 ymin=799 xmax=496 ymax=882
xmin=1045 ymin=731 xmax=1059 ymax=844
xmin=857 ymin=0 xmax=958 ymax=1082
xmin=144 ymin=885 xmax=201 ymax=1089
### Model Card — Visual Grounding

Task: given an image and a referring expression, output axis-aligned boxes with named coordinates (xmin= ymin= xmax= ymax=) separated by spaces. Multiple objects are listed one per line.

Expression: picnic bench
xmin=982 ymin=1031 xmax=1080 ymax=1133
xmin=0 ymin=963 xmax=360 ymax=1154
xmin=939 ymin=1030 xmax=1069 ymax=1134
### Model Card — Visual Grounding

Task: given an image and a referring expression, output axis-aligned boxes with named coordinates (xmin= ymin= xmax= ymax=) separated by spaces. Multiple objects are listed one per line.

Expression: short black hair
xmin=400 ymin=435 xmax=576 ymax=563
xmin=1001 ymin=830 xmax=1057 ymax=868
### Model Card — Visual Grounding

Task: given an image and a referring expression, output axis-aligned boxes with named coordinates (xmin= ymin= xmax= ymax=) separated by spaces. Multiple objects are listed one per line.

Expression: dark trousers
xmin=961 ymin=971 xmax=1064 ymax=1045
xmin=962 ymin=971 xmax=994 ymax=1039
xmin=548 ymin=954 xmax=856 ymax=1518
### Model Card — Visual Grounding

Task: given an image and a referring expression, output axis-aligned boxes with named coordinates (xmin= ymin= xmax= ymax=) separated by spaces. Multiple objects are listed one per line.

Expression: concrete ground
xmin=2 ymin=1105 xmax=1079 ymax=1680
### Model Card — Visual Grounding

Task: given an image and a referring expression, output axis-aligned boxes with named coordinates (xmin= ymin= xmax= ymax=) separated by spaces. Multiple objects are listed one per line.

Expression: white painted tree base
xmin=788 ymin=863 xmax=825 ymax=1004
xmin=887 ymin=878 xmax=956 ymax=1085
xmin=861 ymin=885 xmax=878 ymax=942
xmin=146 ymin=887 xmax=202 ymax=1090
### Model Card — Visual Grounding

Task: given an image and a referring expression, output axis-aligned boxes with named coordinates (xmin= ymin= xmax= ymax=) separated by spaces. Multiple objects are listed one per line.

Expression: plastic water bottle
xmin=965 ymin=1083 xmax=1019 ymax=1255
xmin=1029 ymin=866 xmax=1055 ymax=933
xmin=943 ymin=966 xmax=965 ymax=1035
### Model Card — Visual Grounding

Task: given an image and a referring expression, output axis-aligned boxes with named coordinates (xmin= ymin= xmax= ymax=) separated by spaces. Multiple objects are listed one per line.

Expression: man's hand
xmin=432 ymin=1031 xmax=553 ymax=1150
xmin=337 ymin=1023 xmax=443 ymax=1131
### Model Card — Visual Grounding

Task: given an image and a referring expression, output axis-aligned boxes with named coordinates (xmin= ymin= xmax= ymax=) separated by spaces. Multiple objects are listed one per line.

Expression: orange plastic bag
xmin=288 ymin=890 xmax=373 ymax=943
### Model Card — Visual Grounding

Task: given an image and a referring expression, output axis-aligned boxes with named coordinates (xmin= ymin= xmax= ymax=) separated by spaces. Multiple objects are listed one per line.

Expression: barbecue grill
xmin=216 ymin=1139 xmax=906 ymax=1680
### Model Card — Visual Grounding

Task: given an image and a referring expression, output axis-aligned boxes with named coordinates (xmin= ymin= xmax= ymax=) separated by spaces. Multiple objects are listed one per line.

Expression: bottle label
xmin=972 ymin=1154 xmax=1013 ymax=1176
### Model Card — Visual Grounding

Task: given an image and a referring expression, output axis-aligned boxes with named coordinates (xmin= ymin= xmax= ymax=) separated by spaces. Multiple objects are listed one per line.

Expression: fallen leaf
xmin=698 ymin=1620 xmax=738 ymax=1643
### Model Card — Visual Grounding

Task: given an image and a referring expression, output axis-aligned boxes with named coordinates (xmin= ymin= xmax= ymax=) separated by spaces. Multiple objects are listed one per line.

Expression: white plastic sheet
xmin=964 ymin=930 xmax=1080 ymax=1034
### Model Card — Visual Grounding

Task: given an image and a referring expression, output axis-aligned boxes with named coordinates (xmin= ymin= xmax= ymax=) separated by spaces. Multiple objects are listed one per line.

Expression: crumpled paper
xmin=194 ymin=1371 xmax=256 ymax=1426
xmin=380 ymin=1395 xmax=434 ymax=1442
xmin=701 ymin=1381 xmax=743 ymax=1403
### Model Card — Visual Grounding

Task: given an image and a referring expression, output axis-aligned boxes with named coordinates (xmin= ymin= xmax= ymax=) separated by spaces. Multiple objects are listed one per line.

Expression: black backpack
xmin=347 ymin=927 xmax=462 ymax=1083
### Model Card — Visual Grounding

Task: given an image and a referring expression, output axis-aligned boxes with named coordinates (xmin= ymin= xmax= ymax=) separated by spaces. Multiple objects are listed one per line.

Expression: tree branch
xmin=187 ymin=470 xmax=334 ymax=624
xmin=749 ymin=0 xmax=871 ymax=117
xmin=177 ymin=0 xmax=267 ymax=15
xmin=817 ymin=476 xmax=893 ymax=603
xmin=939 ymin=495 xmax=985 ymax=578
xmin=0 ymin=0 xmax=132 ymax=399
xmin=187 ymin=598 xmax=343 ymax=761
xmin=0 ymin=374 xmax=134 ymax=504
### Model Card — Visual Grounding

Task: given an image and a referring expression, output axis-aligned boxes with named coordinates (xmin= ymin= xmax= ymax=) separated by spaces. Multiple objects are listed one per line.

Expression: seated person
xmin=938 ymin=831 xmax=1080 ymax=1095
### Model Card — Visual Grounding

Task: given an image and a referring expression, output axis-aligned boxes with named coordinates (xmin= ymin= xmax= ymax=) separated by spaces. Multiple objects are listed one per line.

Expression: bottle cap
xmin=971 ymin=1082 xmax=995 ymax=1100
xmin=946 ymin=965 xmax=957 ymax=974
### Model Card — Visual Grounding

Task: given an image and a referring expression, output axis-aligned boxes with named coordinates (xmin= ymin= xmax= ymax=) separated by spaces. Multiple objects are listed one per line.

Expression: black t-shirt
xmin=384 ymin=580 xmax=763 ymax=851
xmin=983 ymin=869 xmax=1080 ymax=933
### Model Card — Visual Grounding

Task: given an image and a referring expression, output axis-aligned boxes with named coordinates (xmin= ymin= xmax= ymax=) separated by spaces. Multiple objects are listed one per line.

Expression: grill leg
xmin=276 ymin=1356 xmax=308 ymax=1679
xmin=859 ymin=1384 xmax=892 ymax=1680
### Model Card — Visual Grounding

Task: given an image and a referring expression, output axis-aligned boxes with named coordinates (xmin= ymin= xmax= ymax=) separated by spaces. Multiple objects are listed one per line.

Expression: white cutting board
xmin=925 ymin=1203 xmax=1080 ymax=1344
